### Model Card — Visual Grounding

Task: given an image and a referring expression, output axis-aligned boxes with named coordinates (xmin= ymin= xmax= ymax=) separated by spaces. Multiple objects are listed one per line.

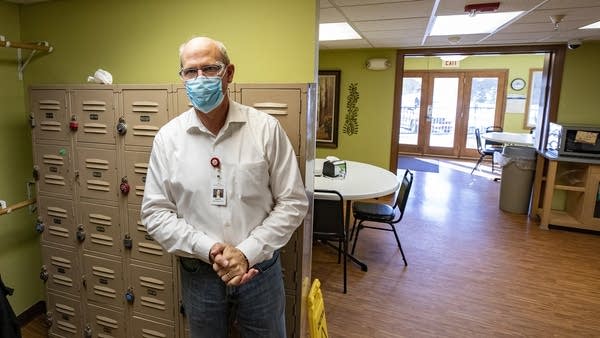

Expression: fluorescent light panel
xmin=430 ymin=11 xmax=523 ymax=36
xmin=319 ymin=22 xmax=361 ymax=41
xmin=580 ymin=21 xmax=600 ymax=29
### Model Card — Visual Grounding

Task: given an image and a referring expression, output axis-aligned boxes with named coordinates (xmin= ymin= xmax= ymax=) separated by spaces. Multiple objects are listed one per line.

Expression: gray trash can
xmin=497 ymin=146 xmax=537 ymax=214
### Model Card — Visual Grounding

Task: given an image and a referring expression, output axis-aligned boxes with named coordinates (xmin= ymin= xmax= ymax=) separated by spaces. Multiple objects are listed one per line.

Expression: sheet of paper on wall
xmin=574 ymin=131 xmax=598 ymax=144
xmin=505 ymin=94 xmax=526 ymax=114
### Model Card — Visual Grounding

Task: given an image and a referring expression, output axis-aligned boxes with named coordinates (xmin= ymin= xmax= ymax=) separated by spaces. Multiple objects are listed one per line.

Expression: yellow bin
xmin=307 ymin=279 xmax=329 ymax=338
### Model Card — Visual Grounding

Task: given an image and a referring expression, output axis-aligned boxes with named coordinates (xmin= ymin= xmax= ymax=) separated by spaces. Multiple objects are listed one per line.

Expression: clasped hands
xmin=210 ymin=243 xmax=259 ymax=286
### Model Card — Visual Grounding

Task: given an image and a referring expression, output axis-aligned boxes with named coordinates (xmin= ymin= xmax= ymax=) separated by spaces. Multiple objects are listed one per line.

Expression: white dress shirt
xmin=141 ymin=100 xmax=308 ymax=267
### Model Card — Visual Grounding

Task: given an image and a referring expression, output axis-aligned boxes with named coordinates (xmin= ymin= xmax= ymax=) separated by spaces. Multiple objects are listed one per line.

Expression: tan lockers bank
xmin=31 ymin=83 xmax=313 ymax=338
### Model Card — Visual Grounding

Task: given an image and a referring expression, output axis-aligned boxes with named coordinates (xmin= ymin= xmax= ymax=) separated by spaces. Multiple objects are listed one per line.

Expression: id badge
xmin=211 ymin=181 xmax=226 ymax=206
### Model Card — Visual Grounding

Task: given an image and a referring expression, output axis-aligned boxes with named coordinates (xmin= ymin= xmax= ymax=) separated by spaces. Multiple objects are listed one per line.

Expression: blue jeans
xmin=180 ymin=252 xmax=286 ymax=338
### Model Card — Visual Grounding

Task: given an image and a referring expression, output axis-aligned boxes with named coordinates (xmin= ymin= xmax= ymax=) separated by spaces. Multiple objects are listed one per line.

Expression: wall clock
xmin=511 ymin=78 xmax=526 ymax=91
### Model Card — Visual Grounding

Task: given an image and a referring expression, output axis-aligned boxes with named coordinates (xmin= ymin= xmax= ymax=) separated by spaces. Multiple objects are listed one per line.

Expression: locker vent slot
xmin=55 ymin=320 xmax=77 ymax=333
xmin=140 ymin=276 xmax=165 ymax=290
xmin=136 ymin=221 xmax=147 ymax=232
xmin=134 ymin=162 xmax=148 ymax=174
xmin=140 ymin=296 xmax=166 ymax=310
xmin=141 ymin=328 xmax=167 ymax=338
xmin=90 ymin=234 xmax=114 ymax=247
xmin=55 ymin=303 xmax=75 ymax=316
xmin=84 ymin=122 xmax=108 ymax=134
xmin=53 ymin=274 xmax=73 ymax=287
xmin=132 ymin=101 xmax=159 ymax=113
xmin=48 ymin=226 xmax=69 ymax=238
xmin=40 ymin=121 xmax=62 ymax=131
xmin=89 ymin=213 xmax=113 ymax=227
xmin=87 ymin=180 xmax=110 ymax=192
xmin=253 ymin=102 xmax=289 ymax=115
xmin=96 ymin=315 xmax=118 ymax=329
xmin=43 ymin=154 xmax=65 ymax=166
xmin=82 ymin=100 xmax=107 ymax=111
xmin=92 ymin=266 xmax=115 ymax=279
xmin=44 ymin=174 xmax=66 ymax=186
xmin=138 ymin=243 xmax=164 ymax=256
xmin=85 ymin=158 xmax=109 ymax=170
xmin=47 ymin=206 xmax=68 ymax=218
xmin=135 ymin=185 xmax=145 ymax=197
xmin=39 ymin=99 xmax=61 ymax=110
xmin=93 ymin=285 xmax=117 ymax=299
xmin=132 ymin=125 xmax=159 ymax=137
xmin=51 ymin=256 xmax=72 ymax=269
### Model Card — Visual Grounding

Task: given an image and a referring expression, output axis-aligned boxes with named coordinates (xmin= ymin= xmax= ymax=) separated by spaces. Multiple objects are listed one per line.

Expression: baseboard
xmin=17 ymin=300 xmax=46 ymax=327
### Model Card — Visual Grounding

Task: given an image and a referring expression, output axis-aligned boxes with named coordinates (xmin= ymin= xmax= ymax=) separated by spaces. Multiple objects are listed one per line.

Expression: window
xmin=525 ymin=69 xmax=543 ymax=128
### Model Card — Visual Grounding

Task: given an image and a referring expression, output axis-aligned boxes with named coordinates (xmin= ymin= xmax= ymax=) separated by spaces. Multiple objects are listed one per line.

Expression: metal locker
xmin=285 ymin=294 xmax=297 ymax=338
xmin=77 ymin=146 xmax=118 ymax=202
xmin=127 ymin=208 xmax=171 ymax=266
xmin=70 ymin=88 xmax=116 ymax=145
xmin=40 ymin=244 xmax=81 ymax=295
xmin=38 ymin=196 xmax=76 ymax=247
xmin=47 ymin=292 xmax=83 ymax=338
xmin=172 ymin=85 xmax=193 ymax=120
xmin=84 ymin=303 xmax=126 ymax=338
xmin=124 ymin=151 xmax=150 ymax=206
xmin=78 ymin=202 xmax=121 ymax=257
xmin=83 ymin=254 xmax=125 ymax=309
xmin=120 ymin=87 xmax=169 ymax=147
xmin=132 ymin=315 xmax=176 ymax=338
xmin=30 ymin=88 xmax=70 ymax=142
xmin=34 ymin=143 xmax=73 ymax=197
xmin=236 ymin=85 xmax=305 ymax=155
xmin=280 ymin=231 xmax=298 ymax=288
xmin=129 ymin=263 xmax=175 ymax=322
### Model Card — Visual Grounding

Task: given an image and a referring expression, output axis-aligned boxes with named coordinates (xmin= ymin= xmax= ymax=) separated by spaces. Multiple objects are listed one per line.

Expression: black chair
xmin=471 ymin=128 xmax=498 ymax=174
xmin=350 ymin=170 xmax=414 ymax=266
xmin=313 ymin=189 xmax=348 ymax=293
xmin=484 ymin=126 xmax=504 ymax=150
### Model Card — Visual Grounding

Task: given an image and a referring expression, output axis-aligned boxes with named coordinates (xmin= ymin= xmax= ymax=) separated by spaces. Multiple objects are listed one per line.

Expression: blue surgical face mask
xmin=185 ymin=75 xmax=225 ymax=113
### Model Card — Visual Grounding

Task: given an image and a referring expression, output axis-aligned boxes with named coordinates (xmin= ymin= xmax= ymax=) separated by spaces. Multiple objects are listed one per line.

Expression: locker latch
xmin=76 ymin=225 xmax=86 ymax=242
xmin=39 ymin=265 xmax=49 ymax=282
xmin=35 ymin=217 xmax=45 ymax=233
xmin=69 ymin=115 xmax=78 ymax=131
xmin=32 ymin=165 xmax=39 ymax=181
xmin=123 ymin=233 xmax=133 ymax=249
xmin=120 ymin=177 xmax=130 ymax=195
xmin=84 ymin=324 xmax=92 ymax=338
xmin=44 ymin=311 xmax=53 ymax=328
xmin=117 ymin=117 xmax=127 ymax=135
xmin=125 ymin=287 xmax=135 ymax=303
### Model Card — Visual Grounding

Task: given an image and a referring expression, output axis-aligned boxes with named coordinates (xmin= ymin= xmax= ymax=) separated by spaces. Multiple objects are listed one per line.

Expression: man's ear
xmin=225 ymin=64 xmax=235 ymax=83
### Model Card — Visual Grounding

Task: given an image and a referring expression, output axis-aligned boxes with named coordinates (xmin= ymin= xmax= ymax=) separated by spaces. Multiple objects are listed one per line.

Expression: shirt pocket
xmin=233 ymin=161 xmax=269 ymax=200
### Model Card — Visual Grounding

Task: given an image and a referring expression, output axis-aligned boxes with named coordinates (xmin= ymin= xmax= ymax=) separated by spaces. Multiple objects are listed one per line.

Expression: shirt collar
xmin=184 ymin=99 xmax=246 ymax=134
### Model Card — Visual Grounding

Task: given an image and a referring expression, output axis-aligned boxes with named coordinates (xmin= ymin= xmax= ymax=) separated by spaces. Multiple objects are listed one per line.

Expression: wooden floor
xmin=312 ymin=158 xmax=600 ymax=337
xmin=21 ymin=158 xmax=600 ymax=337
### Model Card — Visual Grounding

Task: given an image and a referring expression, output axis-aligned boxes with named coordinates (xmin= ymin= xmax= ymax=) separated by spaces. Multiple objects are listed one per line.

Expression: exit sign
xmin=442 ymin=60 xmax=460 ymax=68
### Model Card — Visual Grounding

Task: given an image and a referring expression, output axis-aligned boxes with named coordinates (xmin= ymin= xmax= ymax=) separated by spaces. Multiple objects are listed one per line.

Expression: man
xmin=141 ymin=37 xmax=309 ymax=337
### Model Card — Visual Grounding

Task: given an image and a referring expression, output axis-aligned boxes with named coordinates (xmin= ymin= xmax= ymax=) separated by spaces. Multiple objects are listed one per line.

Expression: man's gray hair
xmin=179 ymin=37 xmax=230 ymax=68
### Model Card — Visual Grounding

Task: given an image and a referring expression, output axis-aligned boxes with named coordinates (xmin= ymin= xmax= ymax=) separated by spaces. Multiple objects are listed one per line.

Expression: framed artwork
xmin=317 ymin=70 xmax=341 ymax=148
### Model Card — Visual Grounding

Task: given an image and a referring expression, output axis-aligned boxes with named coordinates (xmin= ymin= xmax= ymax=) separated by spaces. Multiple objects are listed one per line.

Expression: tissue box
xmin=323 ymin=160 xmax=347 ymax=178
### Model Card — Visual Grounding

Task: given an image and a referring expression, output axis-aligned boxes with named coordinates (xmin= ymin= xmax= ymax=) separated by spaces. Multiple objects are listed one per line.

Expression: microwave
xmin=547 ymin=122 xmax=600 ymax=158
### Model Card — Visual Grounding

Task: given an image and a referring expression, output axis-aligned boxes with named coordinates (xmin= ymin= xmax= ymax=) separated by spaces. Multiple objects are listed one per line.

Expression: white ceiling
xmin=319 ymin=0 xmax=600 ymax=49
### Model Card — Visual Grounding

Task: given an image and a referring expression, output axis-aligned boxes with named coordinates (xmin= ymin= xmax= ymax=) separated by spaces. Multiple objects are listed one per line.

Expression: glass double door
xmin=398 ymin=70 xmax=506 ymax=157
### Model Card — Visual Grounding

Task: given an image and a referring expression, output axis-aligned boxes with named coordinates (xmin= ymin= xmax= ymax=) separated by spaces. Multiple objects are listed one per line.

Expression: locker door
xmin=128 ymin=208 xmax=171 ymax=266
xmin=83 ymin=254 xmax=124 ymax=308
xmin=71 ymin=89 xmax=116 ymax=145
xmin=132 ymin=315 xmax=175 ymax=338
xmin=41 ymin=244 xmax=81 ymax=295
xmin=237 ymin=86 xmax=303 ymax=154
xmin=85 ymin=303 xmax=126 ymax=338
xmin=172 ymin=85 xmax=193 ymax=120
xmin=34 ymin=143 xmax=73 ymax=197
xmin=130 ymin=263 xmax=175 ymax=322
xmin=47 ymin=292 xmax=82 ymax=338
xmin=38 ymin=196 xmax=76 ymax=247
xmin=124 ymin=151 xmax=150 ymax=206
xmin=77 ymin=147 xmax=118 ymax=201
xmin=79 ymin=202 xmax=121 ymax=256
xmin=280 ymin=231 xmax=298 ymax=289
xmin=30 ymin=89 xmax=69 ymax=142
xmin=121 ymin=88 xmax=169 ymax=147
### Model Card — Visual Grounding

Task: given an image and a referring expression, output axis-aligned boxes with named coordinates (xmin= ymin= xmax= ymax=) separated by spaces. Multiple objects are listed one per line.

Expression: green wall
xmin=317 ymin=49 xmax=396 ymax=169
xmin=558 ymin=42 xmax=600 ymax=124
xmin=1 ymin=0 xmax=317 ymax=316
xmin=0 ymin=1 xmax=44 ymax=315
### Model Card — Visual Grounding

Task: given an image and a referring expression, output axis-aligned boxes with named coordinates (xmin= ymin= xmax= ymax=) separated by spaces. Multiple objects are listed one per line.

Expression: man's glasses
xmin=179 ymin=62 xmax=225 ymax=80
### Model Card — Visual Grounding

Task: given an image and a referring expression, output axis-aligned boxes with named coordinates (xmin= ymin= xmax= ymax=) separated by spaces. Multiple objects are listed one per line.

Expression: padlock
xmin=117 ymin=117 xmax=127 ymax=135
xmin=120 ymin=177 xmax=130 ymax=195
xmin=40 ymin=265 xmax=49 ymax=282
xmin=69 ymin=115 xmax=78 ymax=131
xmin=32 ymin=166 xmax=39 ymax=181
xmin=125 ymin=287 xmax=135 ymax=303
xmin=44 ymin=311 xmax=53 ymax=328
xmin=123 ymin=234 xmax=133 ymax=249
xmin=35 ymin=217 xmax=45 ymax=234
xmin=76 ymin=225 xmax=86 ymax=242
xmin=84 ymin=324 xmax=92 ymax=338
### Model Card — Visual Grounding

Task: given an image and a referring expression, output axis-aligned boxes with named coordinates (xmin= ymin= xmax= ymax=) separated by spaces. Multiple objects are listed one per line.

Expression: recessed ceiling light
xmin=580 ymin=20 xmax=600 ymax=29
xmin=319 ymin=22 xmax=361 ymax=41
xmin=430 ymin=11 xmax=523 ymax=36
